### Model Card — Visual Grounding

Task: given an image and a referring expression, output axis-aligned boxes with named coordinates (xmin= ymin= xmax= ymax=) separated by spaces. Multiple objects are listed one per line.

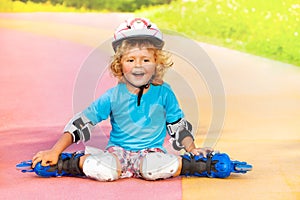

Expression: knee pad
xmin=82 ymin=152 xmax=119 ymax=181
xmin=141 ymin=153 xmax=180 ymax=180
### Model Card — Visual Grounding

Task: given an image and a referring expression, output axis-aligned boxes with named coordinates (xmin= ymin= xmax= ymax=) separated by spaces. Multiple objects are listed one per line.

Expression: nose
xmin=135 ymin=59 xmax=143 ymax=67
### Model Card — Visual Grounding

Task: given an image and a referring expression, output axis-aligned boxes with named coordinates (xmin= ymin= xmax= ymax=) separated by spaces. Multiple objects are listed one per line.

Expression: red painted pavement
xmin=0 ymin=13 xmax=182 ymax=200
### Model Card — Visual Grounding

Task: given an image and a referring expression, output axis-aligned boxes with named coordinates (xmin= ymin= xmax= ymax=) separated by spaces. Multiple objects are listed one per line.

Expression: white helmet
xmin=112 ymin=17 xmax=164 ymax=52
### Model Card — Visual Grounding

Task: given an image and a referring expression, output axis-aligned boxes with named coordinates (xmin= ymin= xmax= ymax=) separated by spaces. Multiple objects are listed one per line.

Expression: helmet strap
xmin=123 ymin=75 xmax=151 ymax=106
xmin=137 ymin=83 xmax=150 ymax=106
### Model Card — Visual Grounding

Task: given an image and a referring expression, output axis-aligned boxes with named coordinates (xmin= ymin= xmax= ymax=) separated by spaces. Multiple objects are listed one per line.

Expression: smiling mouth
xmin=132 ymin=72 xmax=145 ymax=77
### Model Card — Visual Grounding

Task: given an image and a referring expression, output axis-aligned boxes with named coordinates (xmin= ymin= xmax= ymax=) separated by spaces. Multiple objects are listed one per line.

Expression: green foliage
xmin=30 ymin=0 xmax=47 ymax=3
xmin=7 ymin=0 xmax=172 ymax=12
xmin=137 ymin=0 xmax=300 ymax=66
xmin=0 ymin=0 xmax=88 ymax=12
xmin=49 ymin=0 xmax=64 ymax=5
xmin=1 ymin=0 xmax=299 ymax=66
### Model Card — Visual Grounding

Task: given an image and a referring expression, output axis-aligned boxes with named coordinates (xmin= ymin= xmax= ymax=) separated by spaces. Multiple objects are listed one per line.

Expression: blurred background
xmin=1 ymin=1 xmax=300 ymax=199
xmin=1 ymin=0 xmax=299 ymax=67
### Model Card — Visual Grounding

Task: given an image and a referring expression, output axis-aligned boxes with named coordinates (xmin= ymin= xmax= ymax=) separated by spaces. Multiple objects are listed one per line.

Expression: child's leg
xmin=18 ymin=151 xmax=121 ymax=181
xmin=139 ymin=152 xmax=252 ymax=180
xmin=82 ymin=152 xmax=121 ymax=181
xmin=140 ymin=152 xmax=181 ymax=180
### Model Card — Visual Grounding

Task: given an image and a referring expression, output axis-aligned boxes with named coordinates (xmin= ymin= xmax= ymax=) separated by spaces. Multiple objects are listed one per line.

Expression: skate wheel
xmin=235 ymin=164 xmax=252 ymax=172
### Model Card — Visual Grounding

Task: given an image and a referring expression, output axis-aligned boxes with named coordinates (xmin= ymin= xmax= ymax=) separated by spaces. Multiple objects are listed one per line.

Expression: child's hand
xmin=32 ymin=149 xmax=60 ymax=168
xmin=190 ymin=147 xmax=213 ymax=157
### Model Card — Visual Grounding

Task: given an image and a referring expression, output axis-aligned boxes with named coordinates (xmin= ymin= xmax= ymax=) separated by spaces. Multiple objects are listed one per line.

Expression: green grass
xmin=136 ymin=0 xmax=300 ymax=66
xmin=0 ymin=0 xmax=87 ymax=12
xmin=1 ymin=0 xmax=299 ymax=66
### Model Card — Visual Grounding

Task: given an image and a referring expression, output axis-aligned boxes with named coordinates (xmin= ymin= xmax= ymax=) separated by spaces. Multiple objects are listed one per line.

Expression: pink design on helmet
xmin=112 ymin=17 xmax=164 ymax=52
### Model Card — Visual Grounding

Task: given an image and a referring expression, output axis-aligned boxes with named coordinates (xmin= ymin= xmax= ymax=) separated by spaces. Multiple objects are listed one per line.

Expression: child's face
xmin=121 ymin=47 xmax=156 ymax=89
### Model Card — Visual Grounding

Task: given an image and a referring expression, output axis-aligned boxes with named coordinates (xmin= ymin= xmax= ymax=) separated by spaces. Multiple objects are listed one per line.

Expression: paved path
xmin=0 ymin=13 xmax=299 ymax=200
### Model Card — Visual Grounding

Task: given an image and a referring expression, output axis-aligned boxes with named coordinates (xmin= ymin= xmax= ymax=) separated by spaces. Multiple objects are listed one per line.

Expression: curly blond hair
xmin=110 ymin=39 xmax=173 ymax=85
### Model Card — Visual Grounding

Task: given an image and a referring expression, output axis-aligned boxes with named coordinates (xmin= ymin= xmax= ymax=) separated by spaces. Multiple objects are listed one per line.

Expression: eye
xmin=143 ymin=59 xmax=150 ymax=62
xmin=126 ymin=59 xmax=134 ymax=62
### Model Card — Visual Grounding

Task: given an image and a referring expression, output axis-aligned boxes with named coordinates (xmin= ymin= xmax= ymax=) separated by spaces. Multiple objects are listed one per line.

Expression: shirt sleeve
xmin=163 ymin=84 xmax=184 ymax=123
xmin=82 ymin=90 xmax=112 ymax=125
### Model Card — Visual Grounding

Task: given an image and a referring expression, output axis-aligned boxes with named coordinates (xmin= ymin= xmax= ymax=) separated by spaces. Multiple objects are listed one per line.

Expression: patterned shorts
xmin=107 ymin=146 xmax=164 ymax=179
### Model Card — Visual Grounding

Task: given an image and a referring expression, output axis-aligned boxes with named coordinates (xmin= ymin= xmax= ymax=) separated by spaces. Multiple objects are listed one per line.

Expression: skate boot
xmin=180 ymin=152 xmax=252 ymax=178
xmin=16 ymin=152 xmax=84 ymax=177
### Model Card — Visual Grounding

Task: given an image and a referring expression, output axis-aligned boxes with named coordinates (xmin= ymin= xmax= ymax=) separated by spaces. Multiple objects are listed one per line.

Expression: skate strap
xmin=47 ymin=154 xmax=72 ymax=174
xmin=46 ymin=153 xmax=83 ymax=175
xmin=57 ymin=158 xmax=64 ymax=174
xmin=181 ymin=153 xmax=214 ymax=176
xmin=206 ymin=153 xmax=213 ymax=175
xmin=188 ymin=155 xmax=197 ymax=174
xmin=45 ymin=154 xmax=66 ymax=174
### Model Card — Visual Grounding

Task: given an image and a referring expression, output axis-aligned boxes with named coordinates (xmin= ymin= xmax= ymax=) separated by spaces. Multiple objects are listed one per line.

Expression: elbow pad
xmin=167 ymin=118 xmax=194 ymax=151
xmin=63 ymin=112 xmax=94 ymax=143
